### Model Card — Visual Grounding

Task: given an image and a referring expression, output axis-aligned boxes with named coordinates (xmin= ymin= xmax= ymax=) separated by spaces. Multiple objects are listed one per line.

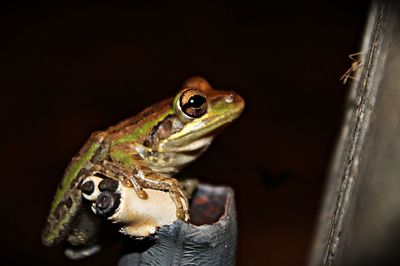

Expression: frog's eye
xmin=179 ymin=89 xmax=208 ymax=118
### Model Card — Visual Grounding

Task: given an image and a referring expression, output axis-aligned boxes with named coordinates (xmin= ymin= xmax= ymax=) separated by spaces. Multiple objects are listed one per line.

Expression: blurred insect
xmin=340 ymin=52 xmax=364 ymax=84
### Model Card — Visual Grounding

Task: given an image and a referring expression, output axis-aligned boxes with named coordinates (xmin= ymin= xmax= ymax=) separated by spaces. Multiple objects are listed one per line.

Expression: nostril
xmin=225 ymin=94 xmax=234 ymax=103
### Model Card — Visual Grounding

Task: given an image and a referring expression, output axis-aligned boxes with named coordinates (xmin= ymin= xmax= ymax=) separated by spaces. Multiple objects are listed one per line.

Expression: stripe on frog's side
xmin=90 ymin=140 xmax=110 ymax=164
xmin=106 ymin=99 xmax=173 ymax=134
xmin=42 ymin=133 xmax=107 ymax=246
xmin=109 ymin=101 xmax=174 ymax=147
xmin=42 ymin=191 xmax=82 ymax=246
xmin=49 ymin=141 xmax=100 ymax=214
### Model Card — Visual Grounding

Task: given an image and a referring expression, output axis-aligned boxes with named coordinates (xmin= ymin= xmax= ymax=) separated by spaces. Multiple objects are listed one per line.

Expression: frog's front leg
xmin=135 ymin=167 xmax=189 ymax=220
xmin=83 ymin=161 xmax=148 ymax=200
xmin=83 ymin=162 xmax=188 ymax=220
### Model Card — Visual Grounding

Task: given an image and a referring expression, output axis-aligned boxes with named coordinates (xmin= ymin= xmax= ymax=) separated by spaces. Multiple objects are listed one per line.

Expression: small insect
xmin=340 ymin=52 xmax=364 ymax=84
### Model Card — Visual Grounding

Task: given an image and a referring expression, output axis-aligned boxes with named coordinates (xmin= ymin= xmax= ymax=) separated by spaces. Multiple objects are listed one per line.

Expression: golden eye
xmin=179 ymin=89 xmax=208 ymax=118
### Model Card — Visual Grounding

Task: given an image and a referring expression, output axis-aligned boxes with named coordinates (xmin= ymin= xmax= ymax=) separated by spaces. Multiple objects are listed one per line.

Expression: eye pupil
xmin=188 ymin=95 xmax=205 ymax=108
xmin=180 ymin=89 xmax=208 ymax=118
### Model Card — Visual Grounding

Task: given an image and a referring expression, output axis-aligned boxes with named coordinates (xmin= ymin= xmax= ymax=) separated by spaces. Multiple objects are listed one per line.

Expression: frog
xmin=41 ymin=77 xmax=245 ymax=250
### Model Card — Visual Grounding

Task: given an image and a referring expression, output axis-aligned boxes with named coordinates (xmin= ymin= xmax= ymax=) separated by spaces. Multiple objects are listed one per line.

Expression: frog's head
xmin=146 ymin=77 xmax=244 ymax=154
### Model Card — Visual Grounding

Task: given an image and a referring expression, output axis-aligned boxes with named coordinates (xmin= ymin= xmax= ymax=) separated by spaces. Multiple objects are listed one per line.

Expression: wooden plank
xmin=309 ymin=1 xmax=400 ymax=265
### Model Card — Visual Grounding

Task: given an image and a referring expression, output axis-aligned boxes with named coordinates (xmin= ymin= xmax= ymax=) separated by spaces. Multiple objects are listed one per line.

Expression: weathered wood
xmin=309 ymin=1 xmax=400 ymax=265
xmin=119 ymin=184 xmax=237 ymax=266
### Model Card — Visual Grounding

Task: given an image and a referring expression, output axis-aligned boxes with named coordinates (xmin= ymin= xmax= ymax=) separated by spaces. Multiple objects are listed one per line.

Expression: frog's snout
xmin=225 ymin=91 xmax=245 ymax=114
xmin=224 ymin=94 xmax=235 ymax=103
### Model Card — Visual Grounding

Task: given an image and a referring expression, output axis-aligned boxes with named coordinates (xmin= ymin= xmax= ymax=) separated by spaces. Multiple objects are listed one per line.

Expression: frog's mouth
xmin=160 ymin=127 xmax=225 ymax=153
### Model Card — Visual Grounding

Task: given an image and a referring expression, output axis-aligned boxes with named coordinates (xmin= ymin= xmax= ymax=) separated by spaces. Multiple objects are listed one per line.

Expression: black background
xmin=0 ymin=1 xmax=369 ymax=265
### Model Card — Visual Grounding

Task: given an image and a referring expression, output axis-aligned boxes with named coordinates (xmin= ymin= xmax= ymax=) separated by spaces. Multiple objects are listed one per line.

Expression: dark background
xmin=0 ymin=1 xmax=369 ymax=265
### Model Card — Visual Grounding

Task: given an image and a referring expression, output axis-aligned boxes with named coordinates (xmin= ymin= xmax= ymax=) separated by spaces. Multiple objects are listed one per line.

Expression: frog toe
xmin=95 ymin=191 xmax=121 ymax=217
xmin=98 ymin=178 xmax=119 ymax=192
xmin=176 ymin=209 xmax=187 ymax=220
xmin=80 ymin=176 xmax=121 ymax=218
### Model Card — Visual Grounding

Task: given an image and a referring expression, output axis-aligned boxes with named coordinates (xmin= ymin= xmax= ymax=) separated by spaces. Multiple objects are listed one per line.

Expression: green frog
xmin=42 ymin=77 xmax=244 ymax=250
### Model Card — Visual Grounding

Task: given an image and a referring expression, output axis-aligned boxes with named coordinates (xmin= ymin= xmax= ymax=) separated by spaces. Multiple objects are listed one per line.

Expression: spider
xmin=340 ymin=52 xmax=364 ymax=85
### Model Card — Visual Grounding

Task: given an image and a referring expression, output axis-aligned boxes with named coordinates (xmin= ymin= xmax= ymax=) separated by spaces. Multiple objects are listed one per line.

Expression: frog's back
xmin=105 ymin=99 xmax=172 ymax=142
xmin=42 ymin=132 xmax=108 ymax=246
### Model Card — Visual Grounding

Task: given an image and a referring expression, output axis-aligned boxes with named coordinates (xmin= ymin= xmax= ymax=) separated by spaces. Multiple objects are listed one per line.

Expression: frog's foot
xmin=83 ymin=164 xmax=188 ymax=220
xmin=135 ymin=169 xmax=189 ymax=221
xmin=81 ymin=177 xmax=121 ymax=217
xmin=80 ymin=175 xmax=189 ymax=238
xmin=85 ymin=161 xmax=148 ymax=200
xmin=168 ymin=185 xmax=189 ymax=220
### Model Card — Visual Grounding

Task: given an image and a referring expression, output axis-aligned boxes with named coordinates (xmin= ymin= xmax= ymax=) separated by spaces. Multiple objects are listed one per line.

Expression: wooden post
xmin=309 ymin=1 xmax=400 ymax=265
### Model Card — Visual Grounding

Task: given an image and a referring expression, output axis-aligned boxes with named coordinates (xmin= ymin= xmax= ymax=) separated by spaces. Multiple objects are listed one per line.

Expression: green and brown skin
xmin=42 ymin=77 xmax=245 ymax=247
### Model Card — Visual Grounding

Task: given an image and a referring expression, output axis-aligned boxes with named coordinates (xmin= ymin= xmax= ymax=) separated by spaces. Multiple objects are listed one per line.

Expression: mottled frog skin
xmin=42 ymin=77 xmax=244 ymax=247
